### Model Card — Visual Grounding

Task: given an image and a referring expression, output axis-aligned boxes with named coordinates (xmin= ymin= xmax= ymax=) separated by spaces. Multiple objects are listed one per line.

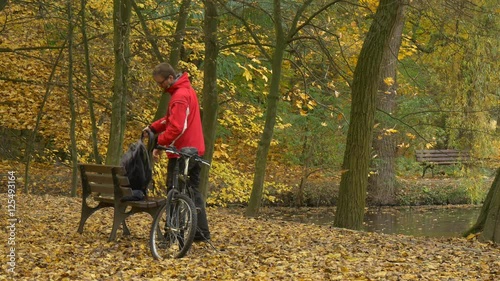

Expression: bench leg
xmin=422 ymin=165 xmax=429 ymax=177
xmin=122 ymin=221 xmax=131 ymax=236
xmin=109 ymin=205 xmax=130 ymax=241
xmin=78 ymin=202 xmax=110 ymax=234
xmin=109 ymin=217 xmax=122 ymax=241
xmin=78 ymin=205 xmax=93 ymax=234
xmin=422 ymin=165 xmax=435 ymax=178
xmin=109 ymin=204 xmax=138 ymax=241
xmin=109 ymin=221 xmax=130 ymax=241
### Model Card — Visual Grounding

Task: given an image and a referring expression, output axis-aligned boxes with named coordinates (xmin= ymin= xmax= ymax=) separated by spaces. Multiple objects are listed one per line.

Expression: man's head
xmin=153 ymin=62 xmax=177 ymax=89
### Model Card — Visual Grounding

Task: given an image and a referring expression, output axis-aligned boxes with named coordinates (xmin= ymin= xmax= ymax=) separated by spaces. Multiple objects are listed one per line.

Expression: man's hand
xmin=142 ymin=126 xmax=152 ymax=139
xmin=152 ymin=148 xmax=161 ymax=161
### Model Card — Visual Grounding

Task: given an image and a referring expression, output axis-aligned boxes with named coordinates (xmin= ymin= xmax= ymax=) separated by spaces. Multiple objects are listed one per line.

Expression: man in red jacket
xmin=144 ymin=62 xmax=210 ymax=242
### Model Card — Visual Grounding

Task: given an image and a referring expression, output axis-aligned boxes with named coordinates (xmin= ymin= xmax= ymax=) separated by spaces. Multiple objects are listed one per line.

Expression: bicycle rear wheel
xmin=150 ymin=190 xmax=197 ymax=259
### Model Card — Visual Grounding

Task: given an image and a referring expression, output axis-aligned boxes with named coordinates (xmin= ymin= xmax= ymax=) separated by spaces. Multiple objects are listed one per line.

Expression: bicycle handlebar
xmin=155 ymin=145 xmax=211 ymax=166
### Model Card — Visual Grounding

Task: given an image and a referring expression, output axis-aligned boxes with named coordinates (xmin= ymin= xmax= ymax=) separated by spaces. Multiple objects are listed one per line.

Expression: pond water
xmin=362 ymin=206 xmax=481 ymax=237
xmin=270 ymin=206 xmax=481 ymax=238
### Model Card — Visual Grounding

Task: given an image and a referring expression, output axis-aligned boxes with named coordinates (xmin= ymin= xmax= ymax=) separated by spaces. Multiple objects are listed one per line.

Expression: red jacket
xmin=150 ymin=73 xmax=205 ymax=157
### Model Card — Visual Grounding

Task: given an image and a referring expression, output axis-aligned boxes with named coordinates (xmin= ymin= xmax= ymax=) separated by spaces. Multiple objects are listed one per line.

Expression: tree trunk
xmin=153 ymin=0 xmax=192 ymax=122
xmin=81 ymin=0 xmax=101 ymax=164
xmin=170 ymin=0 xmax=191 ymax=66
xmin=367 ymin=3 xmax=405 ymax=206
xmin=246 ymin=0 xmax=288 ymax=217
xmin=334 ymin=0 xmax=403 ymax=230
xmin=67 ymin=0 xmax=78 ymax=197
xmin=464 ymin=168 xmax=500 ymax=244
xmin=296 ymin=128 xmax=311 ymax=207
xmin=23 ymin=42 xmax=66 ymax=193
xmin=245 ymin=0 xmax=316 ymax=216
xmin=106 ymin=0 xmax=131 ymax=165
xmin=199 ymin=0 xmax=218 ymax=200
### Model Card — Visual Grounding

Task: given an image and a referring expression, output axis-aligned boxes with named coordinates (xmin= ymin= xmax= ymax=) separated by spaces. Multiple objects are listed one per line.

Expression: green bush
xmin=396 ymin=175 xmax=490 ymax=206
xmin=396 ymin=156 xmax=422 ymax=177
xmin=396 ymin=183 xmax=468 ymax=206
xmin=272 ymin=180 xmax=339 ymax=207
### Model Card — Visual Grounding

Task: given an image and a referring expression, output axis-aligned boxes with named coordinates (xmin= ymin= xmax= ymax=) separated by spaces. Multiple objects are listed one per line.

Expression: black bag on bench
xmin=120 ymin=139 xmax=152 ymax=201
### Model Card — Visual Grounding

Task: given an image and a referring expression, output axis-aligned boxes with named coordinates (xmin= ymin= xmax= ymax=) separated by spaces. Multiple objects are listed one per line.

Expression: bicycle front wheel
xmin=150 ymin=190 xmax=197 ymax=259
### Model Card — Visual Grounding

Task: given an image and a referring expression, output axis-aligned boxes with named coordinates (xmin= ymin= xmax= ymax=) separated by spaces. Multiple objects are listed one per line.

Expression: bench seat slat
xmin=416 ymin=153 xmax=469 ymax=157
xmin=417 ymin=156 xmax=469 ymax=160
xmin=95 ymin=196 xmax=166 ymax=208
xmin=86 ymin=173 xmax=130 ymax=186
xmin=417 ymin=154 xmax=468 ymax=158
xmin=80 ymin=164 xmax=127 ymax=176
xmin=417 ymin=152 xmax=465 ymax=155
xmin=88 ymin=183 xmax=133 ymax=195
xmin=80 ymin=164 xmax=120 ymax=173
xmin=416 ymin=157 xmax=469 ymax=162
xmin=421 ymin=161 xmax=462 ymax=165
xmin=89 ymin=183 xmax=115 ymax=194
xmin=416 ymin=149 xmax=463 ymax=153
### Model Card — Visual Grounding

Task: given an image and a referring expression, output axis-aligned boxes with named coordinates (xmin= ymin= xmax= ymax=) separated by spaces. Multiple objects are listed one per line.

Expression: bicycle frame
xmin=169 ymin=155 xmax=192 ymax=198
xmin=158 ymin=145 xmax=210 ymax=198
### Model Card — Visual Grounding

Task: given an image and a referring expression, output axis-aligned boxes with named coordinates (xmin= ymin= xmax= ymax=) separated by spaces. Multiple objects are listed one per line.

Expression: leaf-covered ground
xmin=1 ymin=194 xmax=499 ymax=280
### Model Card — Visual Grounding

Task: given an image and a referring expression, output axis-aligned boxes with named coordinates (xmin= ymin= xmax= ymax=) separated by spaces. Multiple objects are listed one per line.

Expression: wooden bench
xmin=77 ymin=163 xmax=166 ymax=241
xmin=415 ymin=149 xmax=470 ymax=177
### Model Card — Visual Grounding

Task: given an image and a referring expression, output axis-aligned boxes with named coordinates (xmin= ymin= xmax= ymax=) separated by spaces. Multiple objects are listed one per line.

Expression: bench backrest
xmin=79 ymin=164 xmax=131 ymax=198
xmin=415 ymin=149 xmax=470 ymax=162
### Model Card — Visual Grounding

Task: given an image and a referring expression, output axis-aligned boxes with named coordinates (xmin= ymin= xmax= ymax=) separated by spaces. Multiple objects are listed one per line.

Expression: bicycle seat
xmin=180 ymin=147 xmax=198 ymax=157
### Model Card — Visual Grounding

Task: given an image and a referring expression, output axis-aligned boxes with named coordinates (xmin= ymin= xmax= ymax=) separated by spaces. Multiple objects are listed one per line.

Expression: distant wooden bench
xmin=415 ymin=149 xmax=471 ymax=177
xmin=77 ymin=163 xmax=166 ymax=241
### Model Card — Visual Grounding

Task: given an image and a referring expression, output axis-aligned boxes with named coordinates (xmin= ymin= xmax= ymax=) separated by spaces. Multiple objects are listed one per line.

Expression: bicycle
xmin=149 ymin=144 xmax=210 ymax=259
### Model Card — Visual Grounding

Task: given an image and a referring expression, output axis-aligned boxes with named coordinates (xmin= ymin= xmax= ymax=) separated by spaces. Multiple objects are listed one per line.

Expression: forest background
xmin=0 ymin=0 xmax=499 ymax=212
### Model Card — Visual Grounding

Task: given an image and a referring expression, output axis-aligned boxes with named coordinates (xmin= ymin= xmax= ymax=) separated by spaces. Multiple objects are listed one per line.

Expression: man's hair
xmin=152 ymin=62 xmax=177 ymax=78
